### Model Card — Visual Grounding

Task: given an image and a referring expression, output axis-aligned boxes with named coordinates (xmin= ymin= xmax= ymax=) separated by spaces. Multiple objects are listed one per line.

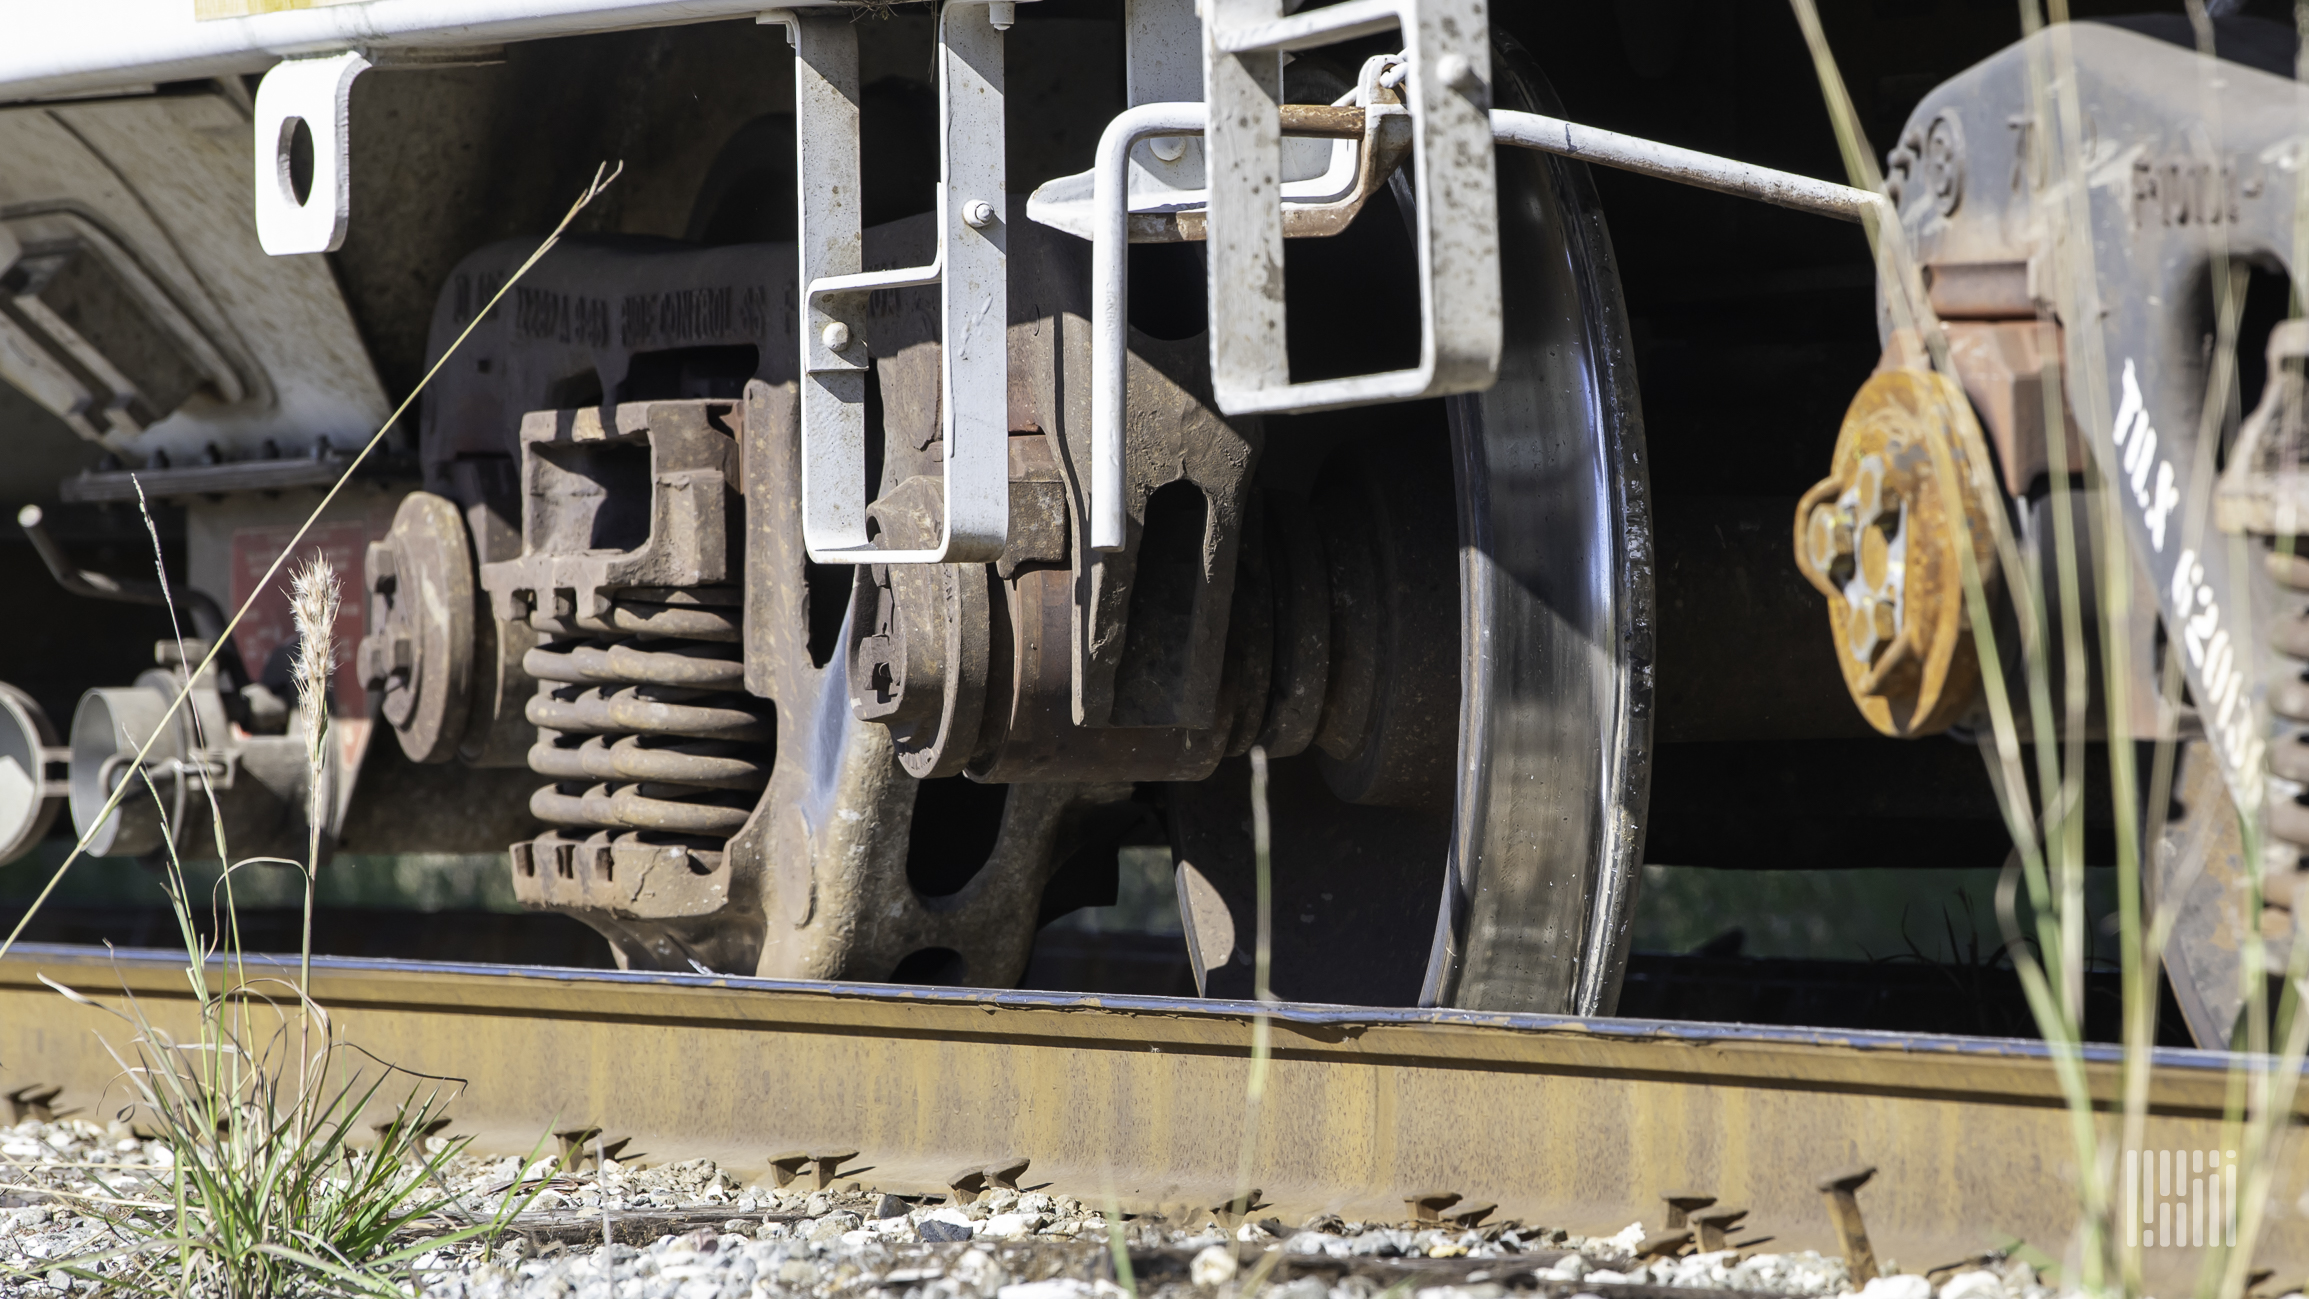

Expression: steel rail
xmin=0 ymin=943 xmax=2300 ymax=1286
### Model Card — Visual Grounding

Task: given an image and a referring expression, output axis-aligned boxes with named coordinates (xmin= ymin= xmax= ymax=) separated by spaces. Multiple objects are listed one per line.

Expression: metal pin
xmin=1817 ymin=1166 xmax=1879 ymax=1284
xmin=948 ymin=1167 xmax=989 ymax=1205
xmin=1444 ymin=1201 xmax=1496 ymax=1228
xmin=1659 ymin=1191 xmax=1716 ymax=1229
xmin=1690 ymin=1205 xmax=1748 ymax=1252
xmin=1637 ymin=1229 xmax=1694 ymax=1260
xmin=1214 ymin=1189 xmax=1264 ymax=1228
xmin=1405 ymin=1190 xmax=1462 ymax=1224
xmin=809 ymin=1149 xmax=859 ymax=1190
xmin=6 ymin=1086 xmax=60 ymax=1124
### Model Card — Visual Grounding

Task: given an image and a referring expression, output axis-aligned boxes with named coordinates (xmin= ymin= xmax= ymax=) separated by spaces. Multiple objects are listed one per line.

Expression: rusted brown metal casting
xmin=1793 ymin=365 xmax=2001 ymax=737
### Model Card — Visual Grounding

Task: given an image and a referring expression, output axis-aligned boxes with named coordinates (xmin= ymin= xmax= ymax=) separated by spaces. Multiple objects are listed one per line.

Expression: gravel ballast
xmin=0 ymin=1117 xmax=2274 ymax=1299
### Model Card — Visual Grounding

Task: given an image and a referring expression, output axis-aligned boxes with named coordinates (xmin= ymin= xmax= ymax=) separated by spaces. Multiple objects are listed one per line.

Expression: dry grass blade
xmin=1231 ymin=747 xmax=1275 ymax=1226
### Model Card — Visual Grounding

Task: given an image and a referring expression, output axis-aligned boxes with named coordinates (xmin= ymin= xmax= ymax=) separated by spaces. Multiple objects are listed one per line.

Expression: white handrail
xmin=1080 ymin=105 xmax=1882 ymax=555
xmin=1489 ymin=109 xmax=1878 ymax=222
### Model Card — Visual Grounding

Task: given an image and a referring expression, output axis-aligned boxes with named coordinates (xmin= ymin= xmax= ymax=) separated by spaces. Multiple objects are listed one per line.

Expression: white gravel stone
xmin=1190 ymin=1243 xmax=1239 ymax=1285
xmin=982 ymin=1212 xmax=1045 ymax=1241
xmin=0 ymin=1114 xmax=2126 ymax=1299
xmin=1858 ymin=1274 xmax=1935 ymax=1299
xmin=1939 ymin=1269 xmax=2006 ymax=1299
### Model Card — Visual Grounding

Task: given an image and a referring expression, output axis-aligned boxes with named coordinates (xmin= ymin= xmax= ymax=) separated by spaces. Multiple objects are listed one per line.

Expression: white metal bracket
xmin=1201 ymin=0 xmax=1499 ymax=416
xmin=253 ymin=50 xmax=369 ymax=256
xmin=770 ymin=3 xmax=1013 ymax=566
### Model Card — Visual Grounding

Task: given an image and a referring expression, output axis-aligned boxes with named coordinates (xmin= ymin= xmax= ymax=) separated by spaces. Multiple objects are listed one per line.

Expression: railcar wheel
xmin=1164 ymin=39 xmax=1653 ymax=1014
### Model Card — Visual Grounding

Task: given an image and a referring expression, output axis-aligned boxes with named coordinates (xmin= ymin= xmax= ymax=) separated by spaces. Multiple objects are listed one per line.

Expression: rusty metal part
xmin=2151 ymin=737 xmax=2279 ymax=1049
xmin=851 ymin=362 xmax=1245 ymax=784
xmin=1793 ymin=367 xmax=2001 ymax=738
xmin=1308 ymin=437 xmax=1457 ymax=808
xmin=5 ymin=1084 xmax=60 ymax=1123
xmin=1920 ymin=321 xmax=2089 ymax=499
xmin=2194 ymin=319 xmax=2309 ymax=1043
xmin=469 ymin=398 xmax=765 ymax=969
xmin=4 ymin=945 xmax=2301 ymax=1298
xmin=1405 ymin=1191 xmax=1462 ymax=1224
xmin=1689 ymin=1206 xmax=1747 ymax=1252
xmin=1069 ymin=335 xmax=1263 ymax=734
xmin=735 ymin=380 xmax=1132 ymax=986
xmin=480 ymin=401 xmax=743 ymax=623
xmin=1010 ymin=232 xmax=1264 ymax=740
xmin=1660 ymin=1193 xmax=1715 ymax=1229
xmin=1252 ymin=495 xmax=1330 ymax=758
xmin=462 ymin=612 xmax=542 ymax=767
xmin=847 ymin=476 xmax=996 ymax=780
xmin=1815 ymin=1167 xmax=1879 ymax=1285
xmin=838 ymin=215 xmax=1258 ymax=781
xmin=767 ymin=1150 xmax=859 ymax=1190
xmin=66 ymin=641 xmax=322 ymax=865
xmin=332 ymin=736 xmax=543 ymax=854
xmin=58 ymin=452 xmax=416 ymax=503
xmin=1636 ymin=1230 xmax=1693 ymax=1260
xmin=1126 ymin=99 xmax=1416 ymax=244
xmin=360 ymin=492 xmax=477 ymax=764
xmin=966 ymin=543 xmax=1236 ymax=785
xmin=1446 ymin=1202 xmax=1496 ymax=1228
xmin=949 ymin=1157 xmax=1032 ymax=1205
xmin=2267 ymin=549 xmax=2309 ymax=893
xmin=1919 ymin=261 xmax=2032 ymax=321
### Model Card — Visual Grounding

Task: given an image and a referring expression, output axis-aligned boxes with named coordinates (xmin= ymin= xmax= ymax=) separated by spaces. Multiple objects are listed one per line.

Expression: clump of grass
xmin=18 ymin=561 xmax=552 ymax=1297
xmin=0 ymin=163 xmax=623 ymax=1296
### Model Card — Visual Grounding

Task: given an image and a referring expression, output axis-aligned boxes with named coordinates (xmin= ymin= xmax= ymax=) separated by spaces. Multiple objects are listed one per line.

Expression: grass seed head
xmin=288 ymin=553 xmax=341 ymax=760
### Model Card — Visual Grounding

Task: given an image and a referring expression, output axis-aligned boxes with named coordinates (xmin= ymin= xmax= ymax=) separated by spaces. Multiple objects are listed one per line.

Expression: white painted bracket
xmin=769 ymin=3 xmax=1011 ymax=566
xmin=253 ymin=50 xmax=369 ymax=256
xmin=1201 ymin=0 xmax=1499 ymax=416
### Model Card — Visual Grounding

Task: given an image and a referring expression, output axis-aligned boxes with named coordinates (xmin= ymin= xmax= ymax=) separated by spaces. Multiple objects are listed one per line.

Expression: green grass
xmin=0 ymin=162 xmax=622 ymax=1297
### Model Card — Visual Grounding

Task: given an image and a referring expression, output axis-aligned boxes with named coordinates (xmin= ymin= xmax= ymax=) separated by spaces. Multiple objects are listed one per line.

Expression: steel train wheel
xmin=405 ymin=41 xmax=1649 ymax=1011
xmin=1163 ymin=38 xmax=1652 ymax=1014
xmin=1429 ymin=39 xmax=1652 ymax=1014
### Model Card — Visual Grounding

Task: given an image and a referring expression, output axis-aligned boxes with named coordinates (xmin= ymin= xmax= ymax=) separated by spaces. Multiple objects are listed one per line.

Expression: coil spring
xmin=2266 ymin=552 xmax=2309 ymax=927
xmin=519 ymin=588 xmax=770 ymax=876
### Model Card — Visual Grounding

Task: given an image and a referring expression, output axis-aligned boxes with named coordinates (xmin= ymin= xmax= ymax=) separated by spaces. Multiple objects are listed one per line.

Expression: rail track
xmin=1 ymin=943 xmax=2300 ymax=1294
